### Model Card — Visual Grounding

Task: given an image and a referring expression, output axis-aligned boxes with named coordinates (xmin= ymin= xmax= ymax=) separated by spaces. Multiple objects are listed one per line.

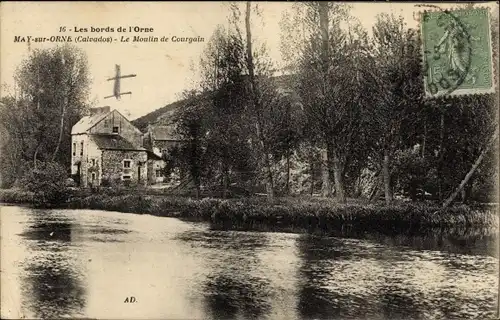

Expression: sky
xmin=1 ymin=2 xmax=497 ymax=120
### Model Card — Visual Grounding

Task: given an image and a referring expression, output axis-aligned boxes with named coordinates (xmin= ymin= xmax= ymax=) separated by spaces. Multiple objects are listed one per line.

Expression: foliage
xmin=20 ymin=161 xmax=70 ymax=205
xmin=152 ymin=5 xmax=498 ymax=204
xmin=1 ymin=5 xmax=497 ymax=207
xmin=281 ymin=2 xmax=374 ymax=202
xmin=199 ymin=25 xmax=255 ymax=193
xmin=170 ymin=90 xmax=209 ymax=198
xmin=0 ymin=44 xmax=91 ymax=188
xmin=392 ymin=145 xmax=432 ymax=200
xmin=0 ymin=188 xmax=35 ymax=204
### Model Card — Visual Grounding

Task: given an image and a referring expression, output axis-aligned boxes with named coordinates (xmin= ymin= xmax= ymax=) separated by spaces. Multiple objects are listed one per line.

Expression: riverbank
xmin=1 ymin=188 xmax=497 ymax=236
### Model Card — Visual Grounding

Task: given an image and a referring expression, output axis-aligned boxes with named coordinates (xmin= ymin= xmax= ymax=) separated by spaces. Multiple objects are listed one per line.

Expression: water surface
xmin=1 ymin=205 xmax=497 ymax=319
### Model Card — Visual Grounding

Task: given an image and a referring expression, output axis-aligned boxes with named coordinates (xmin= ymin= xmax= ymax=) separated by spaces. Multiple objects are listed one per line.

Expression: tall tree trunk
xmin=245 ymin=1 xmax=274 ymax=202
xmin=463 ymin=175 xmax=475 ymax=203
xmin=219 ymin=162 xmax=224 ymax=197
xmin=52 ymin=77 xmax=73 ymax=162
xmin=319 ymin=3 xmax=329 ymax=73
xmin=33 ymin=98 xmax=42 ymax=170
xmin=190 ymin=138 xmax=201 ymax=200
xmin=422 ymin=118 xmax=427 ymax=158
xmin=319 ymin=3 xmax=333 ymax=199
xmin=320 ymin=147 xmax=331 ymax=197
xmin=332 ymin=150 xmax=346 ymax=203
xmin=195 ymin=183 xmax=201 ymax=200
xmin=51 ymin=102 xmax=66 ymax=162
xmin=33 ymin=143 xmax=42 ymax=170
xmin=437 ymin=111 xmax=445 ymax=201
xmin=286 ymin=150 xmax=291 ymax=195
xmin=310 ymin=151 xmax=315 ymax=196
xmin=369 ymin=176 xmax=381 ymax=202
xmin=222 ymin=163 xmax=229 ymax=199
xmin=263 ymin=153 xmax=275 ymax=200
xmin=383 ymin=148 xmax=393 ymax=205
xmin=442 ymin=129 xmax=498 ymax=208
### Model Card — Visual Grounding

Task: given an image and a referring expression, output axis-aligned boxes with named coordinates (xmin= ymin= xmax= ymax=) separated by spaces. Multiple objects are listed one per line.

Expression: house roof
xmin=71 ymin=111 xmax=110 ymax=135
xmin=149 ymin=125 xmax=181 ymax=141
xmin=90 ymin=134 xmax=146 ymax=151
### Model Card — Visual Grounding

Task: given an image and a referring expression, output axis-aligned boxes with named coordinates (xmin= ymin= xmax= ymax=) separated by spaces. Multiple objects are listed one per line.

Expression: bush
xmin=21 ymin=161 xmax=70 ymax=206
xmin=0 ymin=188 xmax=34 ymax=203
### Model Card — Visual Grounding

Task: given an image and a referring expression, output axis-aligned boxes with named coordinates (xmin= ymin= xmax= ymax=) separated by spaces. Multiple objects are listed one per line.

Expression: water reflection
xmin=356 ymin=227 xmax=498 ymax=257
xmin=296 ymin=235 xmax=362 ymax=319
xmin=209 ymin=221 xmax=498 ymax=258
xmin=1 ymin=206 xmax=497 ymax=320
xmin=376 ymin=259 xmax=426 ymax=320
xmin=179 ymin=231 xmax=272 ymax=319
xmin=19 ymin=211 xmax=87 ymax=319
xmin=295 ymin=234 xmax=497 ymax=320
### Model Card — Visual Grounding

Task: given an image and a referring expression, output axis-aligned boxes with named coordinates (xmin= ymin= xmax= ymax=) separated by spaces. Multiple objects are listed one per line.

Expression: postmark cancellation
xmin=420 ymin=6 xmax=496 ymax=98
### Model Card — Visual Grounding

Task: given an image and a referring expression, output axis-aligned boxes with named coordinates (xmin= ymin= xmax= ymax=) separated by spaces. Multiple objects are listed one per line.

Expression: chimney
xmin=89 ymin=106 xmax=111 ymax=116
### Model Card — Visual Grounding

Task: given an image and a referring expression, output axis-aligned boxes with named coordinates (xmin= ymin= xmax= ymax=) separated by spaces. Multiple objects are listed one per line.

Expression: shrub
xmin=0 ymin=188 xmax=34 ymax=203
xmin=100 ymin=178 xmax=111 ymax=187
xmin=21 ymin=161 xmax=70 ymax=206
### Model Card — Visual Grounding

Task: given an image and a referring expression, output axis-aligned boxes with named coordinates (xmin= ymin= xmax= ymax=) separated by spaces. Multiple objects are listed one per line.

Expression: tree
xmin=243 ymin=1 xmax=277 ymax=202
xmin=0 ymin=44 xmax=90 ymax=187
xmin=369 ymin=13 xmax=423 ymax=205
xmin=442 ymin=127 xmax=498 ymax=208
xmin=282 ymin=2 xmax=372 ymax=203
xmin=198 ymin=24 xmax=251 ymax=198
xmin=171 ymin=4 xmax=303 ymax=199
xmin=21 ymin=161 xmax=70 ymax=206
xmin=268 ymin=85 xmax=304 ymax=195
xmin=171 ymin=90 xmax=209 ymax=199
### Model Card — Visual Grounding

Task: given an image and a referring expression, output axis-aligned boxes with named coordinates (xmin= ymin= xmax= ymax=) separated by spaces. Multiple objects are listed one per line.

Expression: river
xmin=0 ymin=205 xmax=498 ymax=319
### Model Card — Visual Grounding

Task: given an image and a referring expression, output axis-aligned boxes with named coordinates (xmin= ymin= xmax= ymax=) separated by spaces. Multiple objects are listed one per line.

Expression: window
xmin=123 ymin=160 xmax=131 ymax=168
xmin=73 ymin=143 xmax=76 ymax=156
xmin=104 ymin=119 xmax=109 ymax=128
xmin=122 ymin=174 xmax=131 ymax=186
xmin=156 ymin=169 xmax=162 ymax=178
xmin=91 ymin=172 xmax=96 ymax=181
xmin=91 ymin=159 xmax=96 ymax=166
xmin=80 ymin=141 xmax=84 ymax=156
xmin=112 ymin=126 xmax=119 ymax=133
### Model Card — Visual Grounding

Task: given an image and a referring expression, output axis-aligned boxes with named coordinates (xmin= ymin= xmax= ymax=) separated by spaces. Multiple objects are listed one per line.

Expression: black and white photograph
xmin=1 ymin=1 xmax=499 ymax=319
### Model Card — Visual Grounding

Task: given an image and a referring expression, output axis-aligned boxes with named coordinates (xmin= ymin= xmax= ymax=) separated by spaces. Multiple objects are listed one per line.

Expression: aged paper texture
xmin=1 ymin=2 xmax=499 ymax=320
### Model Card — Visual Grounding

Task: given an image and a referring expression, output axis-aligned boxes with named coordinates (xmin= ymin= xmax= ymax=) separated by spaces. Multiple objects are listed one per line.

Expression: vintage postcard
xmin=1 ymin=2 xmax=499 ymax=320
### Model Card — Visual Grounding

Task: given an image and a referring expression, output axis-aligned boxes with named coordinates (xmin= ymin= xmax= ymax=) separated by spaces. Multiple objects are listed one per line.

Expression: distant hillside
xmin=132 ymin=74 xmax=298 ymax=133
xmin=131 ymin=98 xmax=190 ymax=133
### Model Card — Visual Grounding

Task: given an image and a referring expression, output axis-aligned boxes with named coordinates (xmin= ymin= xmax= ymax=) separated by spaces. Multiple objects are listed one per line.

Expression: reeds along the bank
xmin=66 ymin=194 xmax=498 ymax=234
xmin=2 ymin=189 xmax=497 ymax=235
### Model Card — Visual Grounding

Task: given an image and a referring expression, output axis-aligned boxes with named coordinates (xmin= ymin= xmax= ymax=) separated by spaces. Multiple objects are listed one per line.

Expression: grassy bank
xmin=2 ymin=188 xmax=496 ymax=236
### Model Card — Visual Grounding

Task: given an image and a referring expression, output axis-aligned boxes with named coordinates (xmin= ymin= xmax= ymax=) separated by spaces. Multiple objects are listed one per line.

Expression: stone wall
xmin=101 ymin=150 xmax=148 ymax=186
xmin=71 ymin=134 xmax=102 ymax=187
xmin=71 ymin=133 xmax=87 ymax=178
xmin=85 ymin=139 xmax=102 ymax=187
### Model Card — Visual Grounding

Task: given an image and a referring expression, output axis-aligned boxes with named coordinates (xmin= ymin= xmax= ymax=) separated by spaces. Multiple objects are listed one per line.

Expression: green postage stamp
xmin=421 ymin=7 xmax=495 ymax=97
